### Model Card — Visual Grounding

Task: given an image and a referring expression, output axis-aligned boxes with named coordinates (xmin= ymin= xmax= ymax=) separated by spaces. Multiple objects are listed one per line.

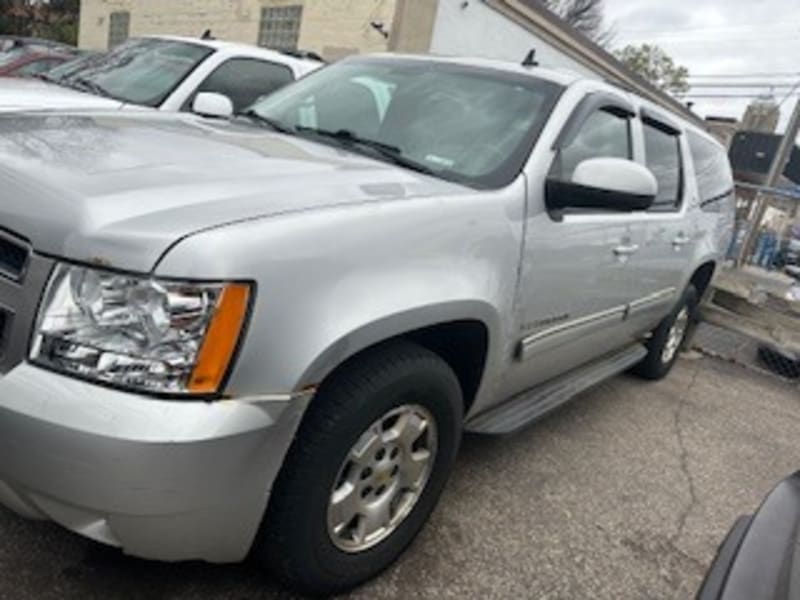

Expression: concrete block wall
xmin=78 ymin=0 xmax=396 ymax=59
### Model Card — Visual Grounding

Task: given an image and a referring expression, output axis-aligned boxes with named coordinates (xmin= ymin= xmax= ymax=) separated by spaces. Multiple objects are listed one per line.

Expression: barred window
xmin=258 ymin=5 xmax=303 ymax=51
xmin=108 ymin=11 xmax=130 ymax=48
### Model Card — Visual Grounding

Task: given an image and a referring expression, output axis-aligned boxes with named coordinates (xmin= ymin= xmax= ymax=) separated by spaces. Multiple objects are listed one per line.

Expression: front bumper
xmin=0 ymin=363 xmax=311 ymax=563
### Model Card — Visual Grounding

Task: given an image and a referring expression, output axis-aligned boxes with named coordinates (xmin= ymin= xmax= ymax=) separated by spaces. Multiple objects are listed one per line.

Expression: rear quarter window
xmin=687 ymin=131 xmax=734 ymax=213
xmin=643 ymin=121 xmax=682 ymax=211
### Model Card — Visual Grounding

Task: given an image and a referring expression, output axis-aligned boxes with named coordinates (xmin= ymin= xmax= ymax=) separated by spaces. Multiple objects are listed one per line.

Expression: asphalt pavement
xmin=1 ymin=356 xmax=798 ymax=599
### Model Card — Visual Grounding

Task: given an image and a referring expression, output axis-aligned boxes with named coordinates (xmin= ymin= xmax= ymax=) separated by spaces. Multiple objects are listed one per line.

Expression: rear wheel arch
xmin=689 ymin=261 xmax=717 ymax=300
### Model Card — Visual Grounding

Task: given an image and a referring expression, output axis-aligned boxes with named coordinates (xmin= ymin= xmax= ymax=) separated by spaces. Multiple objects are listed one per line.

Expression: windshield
xmin=61 ymin=38 xmax=213 ymax=107
xmin=0 ymin=47 xmax=28 ymax=67
xmin=45 ymin=52 xmax=101 ymax=81
xmin=248 ymin=58 xmax=563 ymax=188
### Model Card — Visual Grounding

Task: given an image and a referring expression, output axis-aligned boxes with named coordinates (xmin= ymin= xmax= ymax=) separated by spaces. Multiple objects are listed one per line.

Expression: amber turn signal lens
xmin=187 ymin=283 xmax=251 ymax=394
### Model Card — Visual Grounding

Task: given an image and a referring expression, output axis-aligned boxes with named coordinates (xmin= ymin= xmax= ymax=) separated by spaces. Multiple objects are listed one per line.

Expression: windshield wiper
xmin=236 ymin=109 xmax=296 ymax=134
xmin=295 ymin=127 xmax=437 ymax=177
xmin=71 ymin=77 xmax=113 ymax=99
xmin=33 ymin=72 xmax=57 ymax=83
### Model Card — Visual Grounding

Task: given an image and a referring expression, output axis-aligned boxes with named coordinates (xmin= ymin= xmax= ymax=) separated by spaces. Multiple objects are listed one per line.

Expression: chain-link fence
xmin=693 ymin=183 xmax=800 ymax=385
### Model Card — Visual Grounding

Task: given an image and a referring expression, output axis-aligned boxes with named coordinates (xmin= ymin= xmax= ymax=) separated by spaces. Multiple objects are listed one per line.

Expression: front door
xmin=501 ymin=97 xmax=643 ymax=399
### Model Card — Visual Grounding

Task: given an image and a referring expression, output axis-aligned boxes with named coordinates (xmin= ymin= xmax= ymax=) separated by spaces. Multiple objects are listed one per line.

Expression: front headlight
xmin=30 ymin=263 xmax=251 ymax=396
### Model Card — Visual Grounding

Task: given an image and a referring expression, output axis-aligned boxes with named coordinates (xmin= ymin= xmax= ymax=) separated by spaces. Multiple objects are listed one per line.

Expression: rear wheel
xmin=632 ymin=285 xmax=698 ymax=380
xmin=255 ymin=340 xmax=463 ymax=596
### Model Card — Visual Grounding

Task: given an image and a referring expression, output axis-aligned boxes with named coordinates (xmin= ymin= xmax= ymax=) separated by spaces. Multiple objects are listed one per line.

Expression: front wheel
xmin=632 ymin=284 xmax=698 ymax=380
xmin=255 ymin=340 xmax=463 ymax=596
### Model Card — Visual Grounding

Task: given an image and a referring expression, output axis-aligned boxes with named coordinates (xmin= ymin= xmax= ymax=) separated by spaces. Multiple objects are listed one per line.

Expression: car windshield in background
xmin=61 ymin=38 xmax=213 ymax=107
xmin=44 ymin=52 xmax=102 ymax=82
xmin=0 ymin=47 xmax=29 ymax=67
xmin=248 ymin=58 xmax=563 ymax=188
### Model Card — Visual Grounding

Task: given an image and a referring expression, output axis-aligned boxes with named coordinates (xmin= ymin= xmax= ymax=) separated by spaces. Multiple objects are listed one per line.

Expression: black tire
xmin=632 ymin=285 xmax=698 ymax=380
xmin=255 ymin=340 xmax=463 ymax=597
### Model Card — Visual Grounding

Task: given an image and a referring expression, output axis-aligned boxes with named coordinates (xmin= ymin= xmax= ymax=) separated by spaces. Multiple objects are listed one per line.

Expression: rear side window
xmin=193 ymin=58 xmax=294 ymax=113
xmin=553 ymin=108 xmax=631 ymax=180
xmin=643 ymin=122 xmax=682 ymax=210
xmin=687 ymin=131 xmax=733 ymax=212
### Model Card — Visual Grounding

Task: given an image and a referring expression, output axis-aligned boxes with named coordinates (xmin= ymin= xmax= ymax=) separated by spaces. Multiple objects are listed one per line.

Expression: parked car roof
xmin=0 ymin=35 xmax=76 ymax=54
xmin=138 ymin=35 xmax=322 ymax=76
xmin=368 ymin=52 xmax=582 ymax=87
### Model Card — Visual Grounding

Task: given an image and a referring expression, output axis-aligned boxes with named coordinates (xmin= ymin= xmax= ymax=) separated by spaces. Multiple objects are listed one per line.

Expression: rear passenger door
xmin=185 ymin=57 xmax=294 ymax=114
xmin=624 ymin=111 xmax=694 ymax=335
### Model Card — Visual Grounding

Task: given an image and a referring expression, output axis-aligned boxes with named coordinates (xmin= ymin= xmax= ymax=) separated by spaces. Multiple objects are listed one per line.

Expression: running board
xmin=465 ymin=344 xmax=648 ymax=435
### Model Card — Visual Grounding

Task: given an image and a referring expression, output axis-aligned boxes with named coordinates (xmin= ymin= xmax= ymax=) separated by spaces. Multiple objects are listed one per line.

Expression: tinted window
xmin=193 ymin=58 xmax=294 ymax=113
xmin=644 ymin=122 xmax=682 ymax=210
xmin=554 ymin=109 xmax=631 ymax=180
xmin=688 ymin=131 xmax=733 ymax=211
xmin=249 ymin=58 xmax=563 ymax=189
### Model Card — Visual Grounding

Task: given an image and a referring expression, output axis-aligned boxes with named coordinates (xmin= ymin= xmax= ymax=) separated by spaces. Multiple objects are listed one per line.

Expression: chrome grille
xmin=0 ymin=242 xmax=53 ymax=375
xmin=0 ymin=231 xmax=30 ymax=282
xmin=0 ymin=309 xmax=7 ymax=356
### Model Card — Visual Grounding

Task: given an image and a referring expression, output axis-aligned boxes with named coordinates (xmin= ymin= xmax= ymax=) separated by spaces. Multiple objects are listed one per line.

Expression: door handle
xmin=673 ymin=233 xmax=691 ymax=247
xmin=613 ymin=243 xmax=640 ymax=256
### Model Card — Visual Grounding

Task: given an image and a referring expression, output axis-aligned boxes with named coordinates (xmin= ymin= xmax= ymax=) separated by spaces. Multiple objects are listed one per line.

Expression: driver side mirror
xmin=192 ymin=92 xmax=234 ymax=119
xmin=546 ymin=157 xmax=657 ymax=213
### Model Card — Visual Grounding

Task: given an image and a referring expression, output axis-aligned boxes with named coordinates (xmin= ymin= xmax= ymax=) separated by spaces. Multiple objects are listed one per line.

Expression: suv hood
xmin=0 ymin=77 xmax=124 ymax=112
xmin=0 ymin=112 xmax=468 ymax=272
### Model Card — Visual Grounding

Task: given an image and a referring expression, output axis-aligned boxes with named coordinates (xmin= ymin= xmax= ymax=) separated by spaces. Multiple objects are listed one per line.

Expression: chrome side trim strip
xmin=518 ymin=304 xmax=627 ymax=361
xmin=628 ymin=287 xmax=677 ymax=313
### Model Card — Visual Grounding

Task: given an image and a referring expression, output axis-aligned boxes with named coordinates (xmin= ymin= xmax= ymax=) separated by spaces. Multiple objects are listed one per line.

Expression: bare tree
xmin=537 ymin=0 xmax=614 ymax=47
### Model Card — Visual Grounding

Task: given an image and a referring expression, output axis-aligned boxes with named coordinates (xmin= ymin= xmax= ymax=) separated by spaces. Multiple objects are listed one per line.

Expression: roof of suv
xmin=357 ymin=53 xmax=583 ymax=87
xmin=362 ymin=54 xmax=719 ymax=144
xmin=140 ymin=35 xmax=323 ymax=74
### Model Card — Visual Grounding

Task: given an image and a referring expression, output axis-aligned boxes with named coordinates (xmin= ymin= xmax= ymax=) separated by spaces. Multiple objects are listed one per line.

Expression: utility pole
xmin=737 ymin=98 xmax=800 ymax=266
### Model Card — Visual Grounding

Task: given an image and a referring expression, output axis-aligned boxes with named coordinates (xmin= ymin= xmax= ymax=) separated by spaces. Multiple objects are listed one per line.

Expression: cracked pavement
xmin=1 ymin=356 xmax=798 ymax=599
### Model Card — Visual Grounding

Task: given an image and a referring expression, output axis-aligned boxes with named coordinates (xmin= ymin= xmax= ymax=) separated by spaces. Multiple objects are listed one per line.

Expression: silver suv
xmin=0 ymin=55 xmax=733 ymax=595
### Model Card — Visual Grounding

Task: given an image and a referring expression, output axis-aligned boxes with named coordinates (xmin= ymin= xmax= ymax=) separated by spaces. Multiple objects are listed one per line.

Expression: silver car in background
xmin=0 ymin=35 xmax=321 ymax=113
xmin=0 ymin=55 xmax=733 ymax=595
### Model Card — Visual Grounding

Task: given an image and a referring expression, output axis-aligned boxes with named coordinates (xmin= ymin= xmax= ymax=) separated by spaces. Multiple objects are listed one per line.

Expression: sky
xmin=603 ymin=0 xmax=800 ymax=132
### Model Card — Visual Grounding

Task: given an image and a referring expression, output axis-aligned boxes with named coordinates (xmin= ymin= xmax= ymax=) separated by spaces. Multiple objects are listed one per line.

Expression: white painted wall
xmin=429 ymin=0 xmax=597 ymax=79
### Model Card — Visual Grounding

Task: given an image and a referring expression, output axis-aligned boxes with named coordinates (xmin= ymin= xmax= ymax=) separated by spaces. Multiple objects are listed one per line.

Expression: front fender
xmin=155 ymin=182 xmax=526 ymax=400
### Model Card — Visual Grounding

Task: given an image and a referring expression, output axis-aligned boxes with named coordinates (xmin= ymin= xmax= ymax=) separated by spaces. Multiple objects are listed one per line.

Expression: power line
xmin=616 ymin=20 xmax=800 ymax=35
xmin=615 ymin=35 xmax=800 ymax=45
xmin=689 ymin=83 xmax=800 ymax=88
xmin=688 ymin=72 xmax=800 ymax=79
xmin=776 ymin=81 xmax=800 ymax=108
xmin=679 ymin=93 xmax=800 ymax=99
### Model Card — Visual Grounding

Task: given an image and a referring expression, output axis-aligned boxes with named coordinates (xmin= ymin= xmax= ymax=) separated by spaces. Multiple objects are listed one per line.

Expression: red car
xmin=0 ymin=48 xmax=73 ymax=77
